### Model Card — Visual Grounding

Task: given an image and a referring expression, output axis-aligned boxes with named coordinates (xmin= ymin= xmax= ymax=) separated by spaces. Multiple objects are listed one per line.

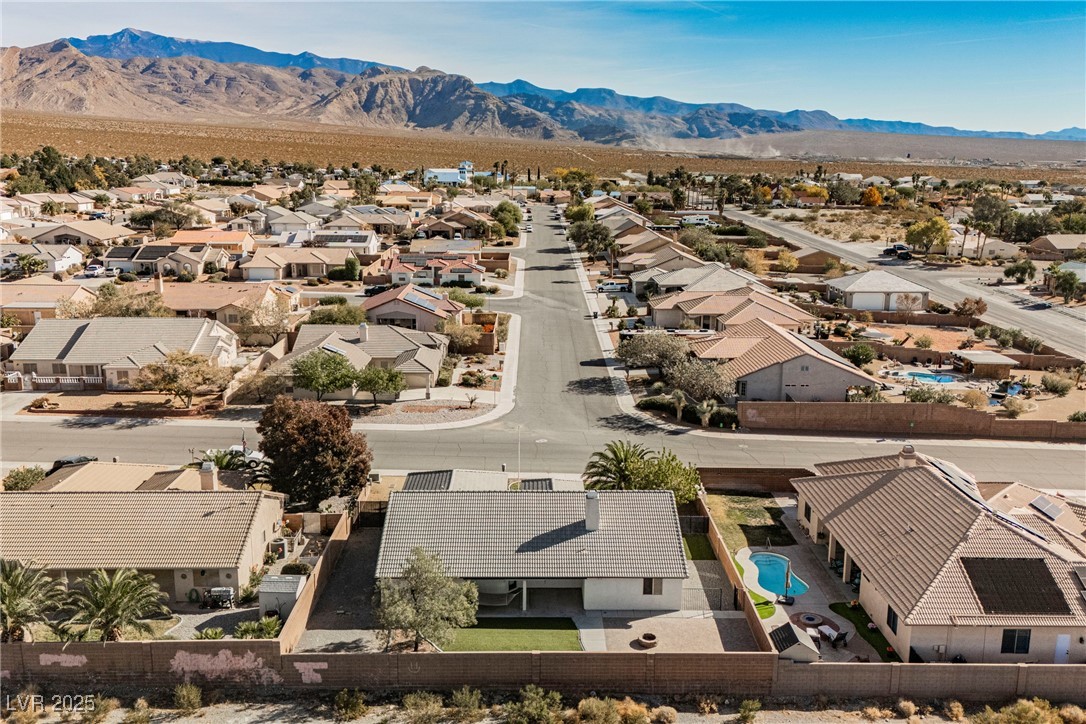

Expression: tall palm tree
xmin=1 ymin=559 xmax=66 ymax=642
xmin=694 ymin=399 xmax=719 ymax=428
xmin=66 ymin=569 xmax=169 ymax=641
xmin=583 ymin=441 xmax=651 ymax=490
xmin=959 ymin=216 xmax=973 ymax=259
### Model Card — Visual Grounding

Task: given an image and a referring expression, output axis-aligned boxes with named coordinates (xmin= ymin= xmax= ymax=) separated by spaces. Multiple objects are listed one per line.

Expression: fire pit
xmin=638 ymin=633 xmax=658 ymax=649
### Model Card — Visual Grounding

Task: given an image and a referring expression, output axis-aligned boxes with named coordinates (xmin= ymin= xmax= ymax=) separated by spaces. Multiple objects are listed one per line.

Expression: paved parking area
xmin=168 ymin=604 xmax=260 ymax=640
xmin=294 ymin=526 xmax=384 ymax=652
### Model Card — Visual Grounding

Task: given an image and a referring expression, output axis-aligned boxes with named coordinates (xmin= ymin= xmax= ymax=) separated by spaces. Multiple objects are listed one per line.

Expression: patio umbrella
xmin=784 ymin=560 xmax=793 ymax=597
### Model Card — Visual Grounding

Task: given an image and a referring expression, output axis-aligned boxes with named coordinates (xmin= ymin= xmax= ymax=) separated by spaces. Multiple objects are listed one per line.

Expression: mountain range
xmin=2 ymin=28 xmax=1081 ymax=146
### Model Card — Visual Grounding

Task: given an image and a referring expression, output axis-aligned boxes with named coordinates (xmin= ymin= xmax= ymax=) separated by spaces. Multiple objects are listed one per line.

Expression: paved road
xmin=2 ymin=205 xmax=1083 ymax=492
xmin=723 ymin=207 xmax=1086 ymax=359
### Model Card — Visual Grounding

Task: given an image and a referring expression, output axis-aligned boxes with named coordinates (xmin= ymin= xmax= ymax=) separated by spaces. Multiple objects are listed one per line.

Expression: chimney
xmin=358 ymin=322 xmax=368 ymax=342
xmin=155 ymin=273 xmax=164 ymax=294
xmin=585 ymin=490 xmax=600 ymax=532
xmin=898 ymin=445 xmax=918 ymax=468
xmin=199 ymin=461 xmax=219 ymax=491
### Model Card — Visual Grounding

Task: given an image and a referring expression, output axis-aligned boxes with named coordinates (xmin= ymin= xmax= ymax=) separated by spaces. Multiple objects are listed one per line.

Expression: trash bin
xmin=593 ymin=311 xmax=599 ymax=319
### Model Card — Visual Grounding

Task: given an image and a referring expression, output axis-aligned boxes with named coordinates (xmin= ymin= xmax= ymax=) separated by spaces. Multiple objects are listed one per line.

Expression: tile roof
xmin=10 ymin=317 xmax=236 ymax=366
xmin=793 ymin=451 xmax=1086 ymax=627
xmin=272 ymin=322 xmax=446 ymax=376
xmin=32 ymin=462 xmax=199 ymax=492
xmin=0 ymin=279 xmax=93 ymax=309
xmin=361 ymin=283 xmax=464 ymax=318
xmin=0 ymin=491 xmax=278 ymax=570
xmin=826 ymin=270 xmax=930 ymax=294
xmin=126 ymin=281 xmax=272 ymax=312
xmin=376 ymin=491 xmax=688 ymax=580
xmin=241 ymin=247 xmax=357 ymax=269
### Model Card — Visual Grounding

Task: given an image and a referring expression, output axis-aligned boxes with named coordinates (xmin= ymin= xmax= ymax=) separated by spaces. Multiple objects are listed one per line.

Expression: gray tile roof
xmin=10 ymin=318 xmax=236 ymax=367
xmin=273 ymin=323 xmax=446 ymax=376
xmin=375 ymin=491 xmax=688 ymax=580
xmin=826 ymin=270 xmax=930 ymax=294
xmin=403 ymin=470 xmax=454 ymax=491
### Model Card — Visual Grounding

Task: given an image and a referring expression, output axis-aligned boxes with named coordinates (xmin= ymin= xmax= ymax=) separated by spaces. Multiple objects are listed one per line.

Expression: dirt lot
xmin=23 ymin=391 xmax=219 ymax=414
xmin=5 ymin=110 xmax=1083 ymax=182
xmin=861 ymin=324 xmax=973 ymax=350
xmin=773 ymin=207 xmax=933 ymax=245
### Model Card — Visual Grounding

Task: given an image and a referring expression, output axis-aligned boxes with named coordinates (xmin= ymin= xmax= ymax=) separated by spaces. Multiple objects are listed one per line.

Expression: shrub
xmin=3 ymin=464 xmax=46 ymax=491
xmin=737 ymin=700 xmax=761 ymax=724
xmin=895 ymin=699 xmax=917 ymax=718
xmin=577 ymin=698 xmax=619 ymax=724
xmin=327 ymin=266 xmax=352 ymax=281
xmin=176 ymin=271 xmax=194 ymax=283
xmin=504 ymin=685 xmax=563 ymax=724
xmin=1068 ymin=411 xmax=1086 ymax=422
xmin=234 ymin=616 xmax=282 ymax=639
xmin=81 ymin=696 xmax=120 ymax=724
xmin=193 ymin=627 xmax=224 ymax=639
xmin=281 ymin=561 xmax=312 ymax=575
xmin=450 ymin=686 xmax=484 ymax=722
xmin=696 ymin=696 xmax=718 ymax=716
xmin=1041 ymin=374 xmax=1073 ymax=397
xmin=29 ymin=395 xmax=52 ymax=409
xmin=972 ymin=698 xmax=1062 ymax=724
xmin=943 ymin=700 xmax=966 ymax=721
xmin=860 ymin=706 xmax=892 ymax=721
xmin=118 ymin=272 xmax=137 ymax=282
xmin=174 ymin=683 xmax=202 ymax=713
xmin=904 ymin=386 xmax=957 ymax=404
xmin=1059 ymin=704 xmax=1086 ymax=724
xmin=121 ymin=698 xmax=152 ymax=724
xmin=333 ymin=689 xmax=368 ymax=722
xmin=317 ymin=295 xmax=348 ymax=306
xmin=616 ymin=698 xmax=649 ymax=724
xmin=1002 ymin=397 xmax=1028 ymax=419
xmin=914 ymin=335 xmax=933 ymax=349
xmin=634 ymin=395 xmax=737 ymax=428
xmin=649 ymin=707 xmax=677 ymax=724
xmin=208 ymin=272 xmax=227 ymax=282
xmin=841 ymin=343 xmax=876 ymax=367
xmin=495 ymin=269 xmax=509 ymax=279
xmin=403 ymin=692 xmax=444 ymax=724
xmin=306 ymin=278 xmax=320 ymax=286
xmin=959 ymin=389 xmax=990 ymax=410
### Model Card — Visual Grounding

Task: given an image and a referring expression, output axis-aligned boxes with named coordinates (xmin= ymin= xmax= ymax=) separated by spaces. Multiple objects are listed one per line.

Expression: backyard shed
xmin=950 ymin=349 xmax=1020 ymax=379
xmin=769 ymin=622 xmax=821 ymax=662
xmin=258 ymin=574 xmax=307 ymax=618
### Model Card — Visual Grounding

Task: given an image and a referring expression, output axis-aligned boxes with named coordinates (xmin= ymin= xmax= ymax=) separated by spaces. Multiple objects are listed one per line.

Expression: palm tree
xmin=15 ymin=254 xmax=45 ymax=279
xmin=959 ymin=216 xmax=973 ymax=259
xmin=670 ymin=390 xmax=687 ymax=420
xmin=66 ymin=569 xmax=169 ymax=641
xmin=694 ymin=399 xmax=719 ymax=428
xmin=201 ymin=449 xmax=246 ymax=471
xmin=1 ymin=559 xmax=66 ymax=642
xmin=583 ymin=441 xmax=651 ymax=490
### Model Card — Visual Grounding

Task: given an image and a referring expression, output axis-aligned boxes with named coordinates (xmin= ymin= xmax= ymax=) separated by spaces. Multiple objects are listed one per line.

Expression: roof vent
xmin=898 ymin=445 xmax=918 ymax=468
xmin=585 ymin=490 xmax=600 ymax=532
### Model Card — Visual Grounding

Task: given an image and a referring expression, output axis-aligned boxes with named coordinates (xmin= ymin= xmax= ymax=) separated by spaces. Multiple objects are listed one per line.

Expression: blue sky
xmin=3 ymin=1 xmax=1084 ymax=134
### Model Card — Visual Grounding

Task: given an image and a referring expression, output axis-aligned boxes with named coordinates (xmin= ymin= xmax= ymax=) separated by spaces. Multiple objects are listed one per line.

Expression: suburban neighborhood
xmin=1 ymin=7 xmax=1086 ymax=720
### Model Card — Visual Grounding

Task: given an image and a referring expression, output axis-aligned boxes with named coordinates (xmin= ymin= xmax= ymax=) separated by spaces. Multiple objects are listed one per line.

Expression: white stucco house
xmin=825 ymin=270 xmax=931 ymax=311
xmin=376 ymin=488 xmax=688 ymax=611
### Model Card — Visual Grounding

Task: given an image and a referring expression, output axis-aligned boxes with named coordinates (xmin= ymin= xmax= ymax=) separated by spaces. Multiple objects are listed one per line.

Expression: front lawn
xmin=705 ymin=493 xmax=796 ymax=553
xmin=683 ymin=534 xmax=716 ymax=560
xmin=829 ymin=602 xmax=901 ymax=662
xmin=444 ymin=617 xmax=581 ymax=652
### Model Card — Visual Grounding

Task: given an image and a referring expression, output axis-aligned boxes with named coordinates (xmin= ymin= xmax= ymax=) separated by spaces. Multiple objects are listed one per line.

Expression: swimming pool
xmin=908 ymin=372 xmax=955 ymax=384
xmin=748 ymin=552 xmax=809 ymax=597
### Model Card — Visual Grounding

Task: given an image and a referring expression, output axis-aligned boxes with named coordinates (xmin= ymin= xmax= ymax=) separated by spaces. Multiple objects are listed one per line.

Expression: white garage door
xmin=851 ymin=292 xmax=885 ymax=310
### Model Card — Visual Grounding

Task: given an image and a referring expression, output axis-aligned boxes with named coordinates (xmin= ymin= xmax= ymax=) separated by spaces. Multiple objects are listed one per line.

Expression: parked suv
xmin=881 ymin=243 xmax=911 ymax=256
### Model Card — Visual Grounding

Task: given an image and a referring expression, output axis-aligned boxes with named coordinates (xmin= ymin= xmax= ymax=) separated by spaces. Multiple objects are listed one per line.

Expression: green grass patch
xmin=829 ymin=602 xmax=901 ymax=662
xmin=30 ymin=616 xmax=180 ymax=642
xmin=733 ymin=557 xmax=776 ymax=619
xmin=705 ymin=493 xmax=796 ymax=553
xmin=445 ymin=617 xmax=581 ymax=652
xmin=682 ymin=534 xmax=716 ymax=560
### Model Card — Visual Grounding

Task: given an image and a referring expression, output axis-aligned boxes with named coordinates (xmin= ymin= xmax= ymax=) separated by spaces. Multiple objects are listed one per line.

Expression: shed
xmin=258 ymin=574 xmax=307 ymax=619
xmin=950 ymin=350 xmax=1020 ymax=379
xmin=769 ymin=622 xmax=821 ymax=662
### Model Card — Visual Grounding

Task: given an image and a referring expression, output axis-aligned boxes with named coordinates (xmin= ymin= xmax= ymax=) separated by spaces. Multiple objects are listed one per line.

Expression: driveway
xmin=294 ymin=526 xmax=384 ymax=652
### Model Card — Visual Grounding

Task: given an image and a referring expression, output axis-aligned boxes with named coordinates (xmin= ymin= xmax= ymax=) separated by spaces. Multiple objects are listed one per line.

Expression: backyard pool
xmin=907 ymin=371 xmax=956 ymax=384
xmin=749 ymin=552 xmax=809 ymax=597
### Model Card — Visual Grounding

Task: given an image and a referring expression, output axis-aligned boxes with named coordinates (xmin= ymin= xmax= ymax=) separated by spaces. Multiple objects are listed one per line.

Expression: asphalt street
xmin=723 ymin=207 xmax=1086 ymax=359
xmin=2 ymin=205 xmax=1083 ymax=492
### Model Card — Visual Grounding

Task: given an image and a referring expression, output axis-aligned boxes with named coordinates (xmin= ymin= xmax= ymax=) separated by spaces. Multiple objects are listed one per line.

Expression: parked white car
xmin=84 ymin=264 xmax=105 ymax=277
xmin=596 ymin=282 xmax=630 ymax=293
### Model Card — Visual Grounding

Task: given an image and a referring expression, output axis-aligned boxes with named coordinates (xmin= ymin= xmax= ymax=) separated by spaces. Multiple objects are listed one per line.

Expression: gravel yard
xmin=350 ymin=399 xmax=494 ymax=425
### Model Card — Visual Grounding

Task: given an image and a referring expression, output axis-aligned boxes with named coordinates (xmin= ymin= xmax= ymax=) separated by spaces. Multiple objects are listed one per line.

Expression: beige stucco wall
xmin=649 ymin=307 xmax=686 ymax=329
xmin=582 ymin=577 xmax=683 ymax=611
xmin=369 ymin=299 xmax=446 ymax=332
xmin=738 ymin=355 xmax=870 ymax=402
xmin=908 ymin=624 xmax=1086 ymax=664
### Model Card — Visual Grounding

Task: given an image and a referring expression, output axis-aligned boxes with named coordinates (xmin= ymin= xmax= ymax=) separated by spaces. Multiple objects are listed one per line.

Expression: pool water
xmin=908 ymin=372 xmax=955 ymax=384
xmin=749 ymin=552 xmax=809 ymax=597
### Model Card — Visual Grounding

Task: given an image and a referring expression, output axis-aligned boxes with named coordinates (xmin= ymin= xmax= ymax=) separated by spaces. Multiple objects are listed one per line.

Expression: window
xmin=115 ymin=370 xmax=129 ymax=383
xmin=800 ymin=364 xmax=810 ymax=372
xmin=226 ymin=314 xmax=239 ymax=324
xmin=803 ymin=502 xmax=812 ymax=522
xmin=1001 ymin=629 xmax=1031 ymax=654
xmin=642 ymin=578 xmax=663 ymax=596
xmin=736 ymin=381 xmax=747 ymax=396
xmin=886 ymin=605 xmax=899 ymax=634
xmin=52 ymin=363 xmax=66 ymax=375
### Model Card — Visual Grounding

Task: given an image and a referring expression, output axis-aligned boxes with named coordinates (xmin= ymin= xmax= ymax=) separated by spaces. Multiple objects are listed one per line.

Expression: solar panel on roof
xmin=961 ymin=558 xmax=1071 ymax=615
xmin=321 ymin=344 xmax=346 ymax=356
xmin=1029 ymin=495 xmax=1065 ymax=520
xmin=404 ymin=293 xmax=439 ymax=313
xmin=520 ymin=479 xmax=554 ymax=491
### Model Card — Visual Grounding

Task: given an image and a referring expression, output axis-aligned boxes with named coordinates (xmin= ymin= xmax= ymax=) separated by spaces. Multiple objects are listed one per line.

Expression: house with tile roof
xmin=388 ymin=254 xmax=486 ymax=287
xmin=125 ymin=279 xmax=300 ymax=336
xmin=825 ymin=271 xmax=931 ymax=311
xmin=9 ymin=317 xmax=238 ymax=388
xmin=0 ymin=488 xmax=284 ymax=602
xmin=648 ymin=288 xmax=815 ymax=332
xmin=792 ymin=447 xmax=1086 ymax=664
xmin=360 ymin=283 xmax=465 ymax=333
xmin=690 ymin=319 xmax=873 ymax=402
xmin=1028 ymin=234 xmax=1086 ymax=261
xmin=630 ymin=261 xmax=765 ymax=297
xmin=239 ymin=246 xmax=362 ymax=281
xmin=169 ymin=229 xmax=256 ymax=255
xmin=31 ymin=461 xmax=209 ymax=492
xmin=343 ymin=206 xmax=413 ymax=235
xmin=0 ymin=278 xmax=97 ymax=331
xmin=376 ymin=489 xmax=688 ymax=611
xmin=25 ymin=220 xmax=141 ymax=246
xmin=269 ymin=321 xmax=448 ymax=397
xmin=0 ymin=242 xmax=84 ymax=275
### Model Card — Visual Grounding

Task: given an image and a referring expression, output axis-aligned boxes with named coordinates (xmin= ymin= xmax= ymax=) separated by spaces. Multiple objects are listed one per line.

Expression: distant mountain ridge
xmin=11 ymin=29 xmax=1084 ymax=144
xmin=69 ymin=28 xmax=405 ymax=74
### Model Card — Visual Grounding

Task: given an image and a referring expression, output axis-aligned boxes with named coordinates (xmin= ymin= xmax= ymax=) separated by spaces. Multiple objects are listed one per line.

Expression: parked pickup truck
xmin=881 ymin=243 xmax=911 ymax=256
